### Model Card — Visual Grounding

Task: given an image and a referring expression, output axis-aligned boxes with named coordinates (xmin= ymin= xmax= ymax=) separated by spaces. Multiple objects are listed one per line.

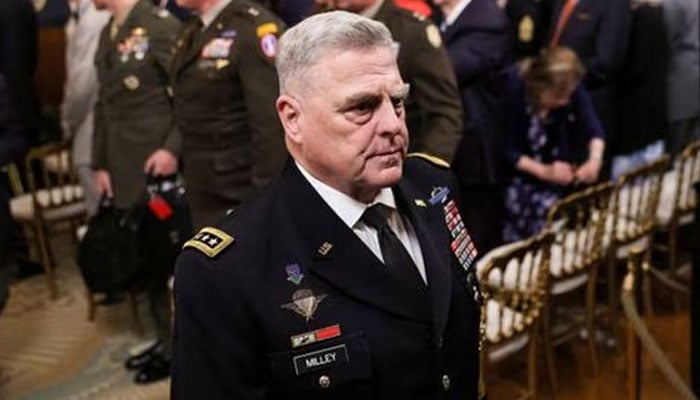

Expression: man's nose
xmin=375 ymin=100 xmax=405 ymax=135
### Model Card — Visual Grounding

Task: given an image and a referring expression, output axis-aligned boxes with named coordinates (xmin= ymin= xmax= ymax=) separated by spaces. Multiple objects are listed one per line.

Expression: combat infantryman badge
xmin=281 ymin=289 xmax=327 ymax=321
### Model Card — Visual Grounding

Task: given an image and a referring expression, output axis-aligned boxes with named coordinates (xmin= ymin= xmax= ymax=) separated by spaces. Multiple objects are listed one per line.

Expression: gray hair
xmin=276 ymin=11 xmax=394 ymax=94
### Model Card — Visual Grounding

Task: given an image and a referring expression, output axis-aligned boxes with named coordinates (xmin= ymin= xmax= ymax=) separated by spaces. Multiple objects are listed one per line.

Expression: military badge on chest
xmin=429 ymin=186 xmax=478 ymax=271
xmin=198 ymin=29 xmax=236 ymax=71
xmin=118 ymin=27 xmax=150 ymax=63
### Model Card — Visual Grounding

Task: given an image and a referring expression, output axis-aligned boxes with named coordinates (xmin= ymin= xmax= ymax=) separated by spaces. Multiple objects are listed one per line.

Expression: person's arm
xmin=516 ymin=155 xmax=575 ymax=185
xmin=143 ymin=15 xmax=182 ymax=176
xmin=238 ymin=20 xmax=287 ymax=191
xmin=571 ymin=84 xmax=605 ymax=183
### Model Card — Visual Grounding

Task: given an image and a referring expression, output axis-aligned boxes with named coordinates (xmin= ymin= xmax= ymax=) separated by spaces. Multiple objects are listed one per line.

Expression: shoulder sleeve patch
xmin=407 ymin=152 xmax=451 ymax=168
xmin=183 ymin=227 xmax=234 ymax=257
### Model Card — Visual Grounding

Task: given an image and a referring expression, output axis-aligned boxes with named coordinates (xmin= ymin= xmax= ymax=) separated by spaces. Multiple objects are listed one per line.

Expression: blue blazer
xmin=503 ymin=66 xmax=605 ymax=173
xmin=442 ymin=0 xmax=511 ymax=185
xmin=172 ymin=158 xmax=482 ymax=399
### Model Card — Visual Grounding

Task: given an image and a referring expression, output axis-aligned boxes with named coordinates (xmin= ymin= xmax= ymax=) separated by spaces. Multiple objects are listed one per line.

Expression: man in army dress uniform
xmin=92 ymin=0 xmax=181 ymax=384
xmin=172 ymin=0 xmax=288 ymax=229
xmin=172 ymin=11 xmax=482 ymax=399
xmin=316 ymin=0 xmax=463 ymax=162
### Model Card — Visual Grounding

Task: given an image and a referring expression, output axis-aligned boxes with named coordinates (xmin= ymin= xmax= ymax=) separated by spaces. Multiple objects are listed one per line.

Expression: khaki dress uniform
xmin=172 ymin=0 xmax=287 ymax=229
xmin=92 ymin=0 xmax=181 ymax=208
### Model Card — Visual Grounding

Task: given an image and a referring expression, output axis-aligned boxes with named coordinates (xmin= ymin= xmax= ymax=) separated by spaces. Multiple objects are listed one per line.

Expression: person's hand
xmin=144 ymin=149 xmax=178 ymax=176
xmin=575 ymin=158 xmax=602 ymax=184
xmin=94 ymin=169 xmax=113 ymax=198
xmin=540 ymin=161 xmax=575 ymax=185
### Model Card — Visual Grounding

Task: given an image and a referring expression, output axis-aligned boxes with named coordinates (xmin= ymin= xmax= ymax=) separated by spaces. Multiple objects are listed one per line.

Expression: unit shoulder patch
xmin=183 ymin=227 xmax=234 ymax=257
xmin=407 ymin=152 xmax=450 ymax=168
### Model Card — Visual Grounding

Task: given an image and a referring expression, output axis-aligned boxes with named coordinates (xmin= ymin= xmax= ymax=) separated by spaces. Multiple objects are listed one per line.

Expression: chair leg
xmin=585 ymin=273 xmax=599 ymax=375
xmin=667 ymin=226 xmax=681 ymax=313
xmin=528 ymin=329 xmax=538 ymax=400
xmin=606 ymin=251 xmax=620 ymax=350
xmin=34 ymin=224 xmax=57 ymax=299
xmin=642 ymin=253 xmax=654 ymax=317
xmin=541 ymin=305 xmax=558 ymax=394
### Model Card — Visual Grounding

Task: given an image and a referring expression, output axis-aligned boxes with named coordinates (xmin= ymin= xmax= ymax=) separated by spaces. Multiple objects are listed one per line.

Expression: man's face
xmin=280 ymin=46 xmax=410 ymax=202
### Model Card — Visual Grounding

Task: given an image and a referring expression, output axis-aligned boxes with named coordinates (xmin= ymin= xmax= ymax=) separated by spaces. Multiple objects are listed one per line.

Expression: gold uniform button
xmin=318 ymin=375 xmax=331 ymax=388
xmin=442 ymin=374 xmax=451 ymax=391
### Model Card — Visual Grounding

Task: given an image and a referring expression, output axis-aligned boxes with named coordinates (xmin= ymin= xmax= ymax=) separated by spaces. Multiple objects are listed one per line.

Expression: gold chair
xmin=477 ymin=230 xmax=554 ymax=400
xmin=9 ymin=141 xmax=87 ymax=298
xmin=543 ymin=181 xmax=614 ymax=388
xmin=604 ymin=156 xmax=669 ymax=345
xmin=656 ymin=139 xmax=700 ymax=277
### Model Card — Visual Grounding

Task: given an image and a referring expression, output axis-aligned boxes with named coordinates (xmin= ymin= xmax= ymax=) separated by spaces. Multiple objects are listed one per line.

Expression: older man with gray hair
xmin=172 ymin=11 xmax=483 ymax=400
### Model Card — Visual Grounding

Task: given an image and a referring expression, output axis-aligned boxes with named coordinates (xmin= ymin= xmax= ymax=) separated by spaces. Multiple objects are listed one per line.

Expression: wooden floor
xmin=486 ymin=310 xmax=692 ymax=399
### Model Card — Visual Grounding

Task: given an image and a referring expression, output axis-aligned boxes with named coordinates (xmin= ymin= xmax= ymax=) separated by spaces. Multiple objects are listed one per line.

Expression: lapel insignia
xmin=285 ymin=263 xmax=304 ymax=285
xmin=290 ymin=324 xmax=341 ymax=348
xmin=123 ymin=75 xmax=140 ymax=91
xmin=414 ymin=199 xmax=428 ymax=208
xmin=317 ymin=242 xmax=333 ymax=257
xmin=183 ymin=227 xmax=234 ymax=257
xmin=281 ymin=289 xmax=328 ymax=321
xmin=425 ymin=24 xmax=442 ymax=48
xmin=518 ymin=14 xmax=534 ymax=43
xmin=429 ymin=186 xmax=449 ymax=205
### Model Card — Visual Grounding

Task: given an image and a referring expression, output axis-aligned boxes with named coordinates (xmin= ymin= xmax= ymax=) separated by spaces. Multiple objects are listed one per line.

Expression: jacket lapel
xmin=395 ymin=178 xmax=453 ymax=338
xmin=282 ymin=163 xmax=430 ymax=323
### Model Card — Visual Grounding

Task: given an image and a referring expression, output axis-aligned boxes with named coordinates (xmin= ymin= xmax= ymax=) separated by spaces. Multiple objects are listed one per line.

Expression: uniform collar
xmin=295 ymin=161 xmax=397 ymax=229
xmin=200 ymin=0 xmax=233 ymax=28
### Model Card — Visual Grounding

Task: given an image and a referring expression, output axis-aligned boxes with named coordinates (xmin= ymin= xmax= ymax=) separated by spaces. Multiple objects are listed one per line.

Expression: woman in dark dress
xmin=503 ymin=47 xmax=605 ymax=242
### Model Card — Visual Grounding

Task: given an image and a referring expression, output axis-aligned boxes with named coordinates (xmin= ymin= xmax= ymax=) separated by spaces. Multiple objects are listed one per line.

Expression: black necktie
xmin=362 ymin=205 xmax=427 ymax=290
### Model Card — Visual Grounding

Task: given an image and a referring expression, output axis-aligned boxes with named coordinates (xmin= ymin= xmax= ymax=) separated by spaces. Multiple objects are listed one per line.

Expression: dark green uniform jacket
xmin=172 ymin=0 xmax=287 ymax=229
xmin=92 ymin=0 xmax=181 ymax=208
xmin=374 ymin=0 xmax=463 ymax=162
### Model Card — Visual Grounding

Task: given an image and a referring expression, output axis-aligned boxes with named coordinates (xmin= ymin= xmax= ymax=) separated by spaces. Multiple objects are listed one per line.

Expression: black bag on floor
xmin=77 ymin=198 xmax=140 ymax=294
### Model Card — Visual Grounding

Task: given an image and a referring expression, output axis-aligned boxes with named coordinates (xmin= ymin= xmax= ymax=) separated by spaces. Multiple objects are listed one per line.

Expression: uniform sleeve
xmin=407 ymin=22 xmax=463 ymax=162
xmin=91 ymin=95 xmax=108 ymax=170
xmin=237 ymin=21 xmax=287 ymax=191
xmin=151 ymin=16 xmax=183 ymax=156
xmin=171 ymin=250 xmax=268 ymax=399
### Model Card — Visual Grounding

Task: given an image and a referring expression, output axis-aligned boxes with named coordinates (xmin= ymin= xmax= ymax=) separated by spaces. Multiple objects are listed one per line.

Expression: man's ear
xmin=276 ymin=94 xmax=303 ymax=145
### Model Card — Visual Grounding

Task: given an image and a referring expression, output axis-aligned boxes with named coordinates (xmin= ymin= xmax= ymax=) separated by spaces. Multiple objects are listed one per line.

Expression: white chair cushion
xmin=485 ymin=299 xmax=529 ymax=362
xmin=656 ymin=170 xmax=678 ymax=226
xmin=10 ymin=185 xmax=86 ymax=221
xmin=44 ymin=150 xmax=71 ymax=174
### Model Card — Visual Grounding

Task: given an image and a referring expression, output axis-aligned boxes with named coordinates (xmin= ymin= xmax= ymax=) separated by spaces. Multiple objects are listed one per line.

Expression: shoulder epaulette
xmin=407 ymin=152 xmax=450 ymax=168
xmin=183 ymin=227 xmax=234 ymax=257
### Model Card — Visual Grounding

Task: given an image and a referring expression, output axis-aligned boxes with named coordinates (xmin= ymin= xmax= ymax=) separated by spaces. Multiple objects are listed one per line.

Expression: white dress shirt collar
xmin=295 ymin=162 xmax=397 ymax=229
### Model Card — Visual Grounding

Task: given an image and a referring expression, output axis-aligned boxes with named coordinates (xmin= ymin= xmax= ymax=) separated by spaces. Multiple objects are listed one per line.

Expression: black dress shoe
xmin=134 ymin=354 xmax=171 ymax=384
xmin=125 ymin=340 xmax=163 ymax=370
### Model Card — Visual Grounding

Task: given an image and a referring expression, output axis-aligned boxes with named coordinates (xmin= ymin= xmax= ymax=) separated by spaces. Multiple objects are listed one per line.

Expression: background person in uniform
xmin=502 ymin=46 xmax=604 ymax=242
xmin=172 ymin=11 xmax=483 ymax=399
xmin=432 ymin=0 xmax=510 ymax=254
xmin=501 ymin=0 xmax=552 ymax=59
xmin=315 ymin=0 xmax=463 ymax=162
xmin=61 ymin=0 xmax=110 ymax=217
xmin=172 ymin=0 xmax=288 ymax=229
xmin=91 ymin=0 xmax=181 ymax=384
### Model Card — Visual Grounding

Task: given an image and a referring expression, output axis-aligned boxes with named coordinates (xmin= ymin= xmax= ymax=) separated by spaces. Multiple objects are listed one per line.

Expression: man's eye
xmin=391 ymin=97 xmax=404 ymax=109
xmin=353 ymin=100 xmax=378 ymax=113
